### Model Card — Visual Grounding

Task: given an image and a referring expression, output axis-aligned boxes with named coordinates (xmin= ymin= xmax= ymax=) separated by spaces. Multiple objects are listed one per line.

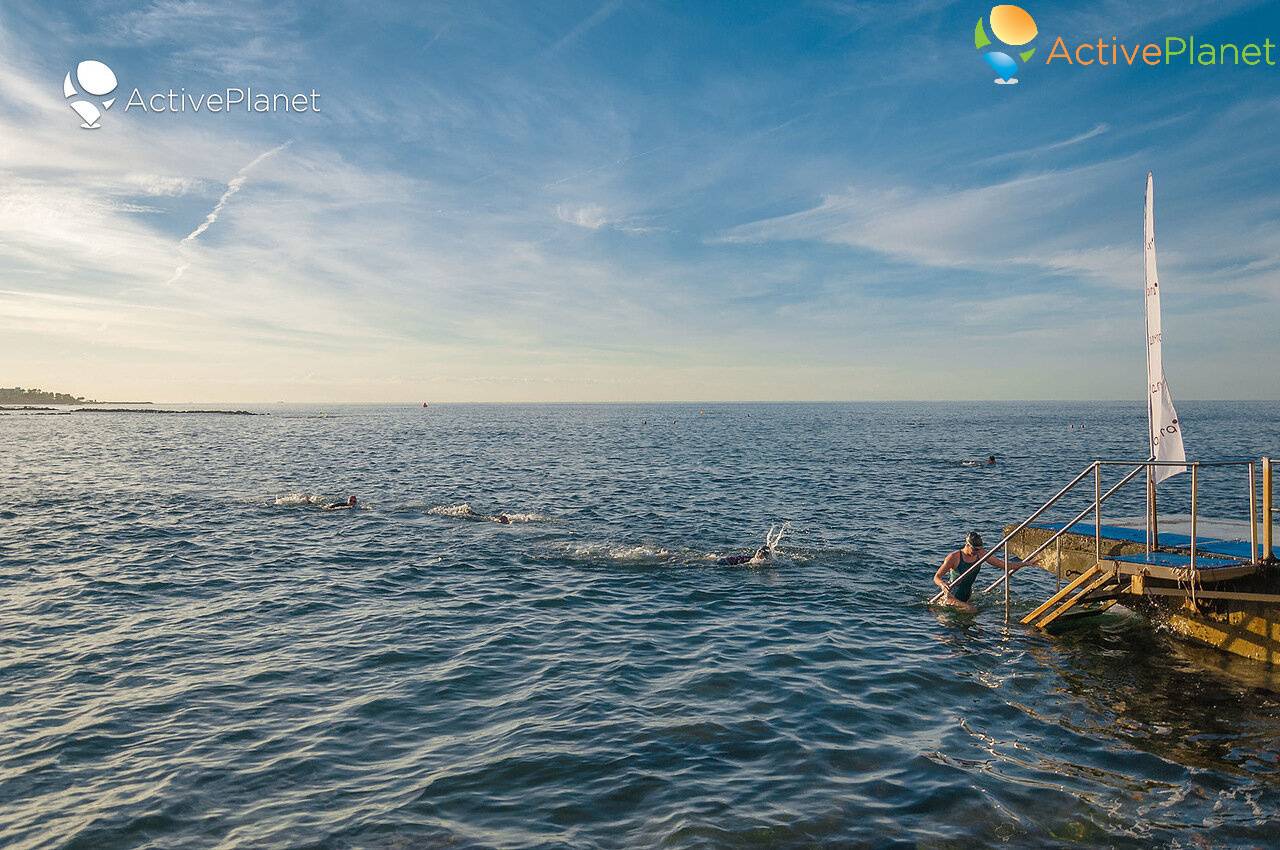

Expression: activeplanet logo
xmin=974 ymin=4 xmax=1280 ymax=86
xmin=974 ymin=5 xmax=1038 ymax=84
xmin=61 ymin=58 xmax=321 ymax=130
xmin=64 ymin=60 xmax=118 ymax=129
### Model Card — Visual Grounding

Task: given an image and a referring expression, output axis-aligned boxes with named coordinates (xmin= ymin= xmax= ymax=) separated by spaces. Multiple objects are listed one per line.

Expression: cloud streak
xmin=715 ymin=164 xmax=1144 ymax=284
xmin=546 ymin=0 xmax=623 ymax=55
xmin=166 ymin=140 xmax=291 ymax=285
xmin=979 ymin=123 xmax=1110 ymax=164
xmin=180 ymin=140 xmax=292 ymax=245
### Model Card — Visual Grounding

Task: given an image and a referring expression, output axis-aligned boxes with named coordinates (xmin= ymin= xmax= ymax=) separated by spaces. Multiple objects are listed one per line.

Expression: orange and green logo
xmin=974 ymin=5 xmax=1038 ymax=84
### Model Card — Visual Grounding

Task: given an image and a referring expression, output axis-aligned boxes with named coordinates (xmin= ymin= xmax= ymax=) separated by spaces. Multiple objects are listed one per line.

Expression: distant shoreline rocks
xmin=0 ymin=386 xmax=101 ymax=405
xmin=1 ymin=406 xmax=261 ymax=416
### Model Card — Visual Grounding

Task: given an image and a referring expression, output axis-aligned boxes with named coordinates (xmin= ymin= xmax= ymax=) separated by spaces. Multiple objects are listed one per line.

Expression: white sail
xmin=1144 ymin=172 xmax=1186 ymax=484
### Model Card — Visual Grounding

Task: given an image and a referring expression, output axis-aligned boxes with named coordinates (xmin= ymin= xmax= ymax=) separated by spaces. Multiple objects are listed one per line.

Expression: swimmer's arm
xmin=987 ymin=553 xmax=1035 ymax=571
xmin=933 ymin=552 xmax=959 ymax=591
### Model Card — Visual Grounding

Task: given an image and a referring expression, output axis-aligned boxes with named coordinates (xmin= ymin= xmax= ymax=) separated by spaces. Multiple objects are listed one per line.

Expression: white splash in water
xmin=428 ymin=503 xmax=476 ymax=517
xmin=273 ymin=493 xmax=325 ymax=506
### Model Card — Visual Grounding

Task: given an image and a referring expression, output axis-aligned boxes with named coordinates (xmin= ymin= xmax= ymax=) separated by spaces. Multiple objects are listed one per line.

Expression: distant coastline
xmin=0 ymin=386 xmax=152 ymax=405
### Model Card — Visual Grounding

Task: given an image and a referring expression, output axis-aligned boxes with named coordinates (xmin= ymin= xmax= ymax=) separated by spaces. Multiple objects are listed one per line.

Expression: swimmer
xmin=495 ymin=513 xmax=512 ymax=524
xmin=932 ymin=531 xmax=1032 ymax=610
xmin=323 ymin=495 xmax=358 ymax=511
xmin=717 ymin=524 xmax=786 ymax=565
xmin=717 ymin=545 xmax=771 ymax=566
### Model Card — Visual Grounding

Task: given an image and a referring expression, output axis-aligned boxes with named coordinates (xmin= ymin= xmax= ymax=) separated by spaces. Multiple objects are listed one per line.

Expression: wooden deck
xmin=1004 ymin=520 xmax=1280 ymax=664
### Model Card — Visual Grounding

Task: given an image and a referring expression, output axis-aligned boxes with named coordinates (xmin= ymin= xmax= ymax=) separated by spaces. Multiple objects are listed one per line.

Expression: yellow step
xmin=1019 ymin=564 xmax=1102 ymax=625
xmin=1034 ymin=571 xmax=1118 ymax=629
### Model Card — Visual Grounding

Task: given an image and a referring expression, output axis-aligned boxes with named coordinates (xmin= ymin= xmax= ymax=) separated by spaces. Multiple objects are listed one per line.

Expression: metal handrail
xmin=1095 ymin=459 xmax=1255 ymax=466
xmin=982 ymin=461 xmax=1147 ymax=595
xmin=981 ymin=457 xmax=1264 ymax=598
xmin=928 ymin=462 xmax=1098 ymax=604
xmin=932 ymin=457 xmax=1266 ymax=606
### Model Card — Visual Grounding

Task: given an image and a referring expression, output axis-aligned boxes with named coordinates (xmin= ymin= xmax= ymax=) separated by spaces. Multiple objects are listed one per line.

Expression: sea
xmin=2 ymin=401 xmax=1279 ymax=849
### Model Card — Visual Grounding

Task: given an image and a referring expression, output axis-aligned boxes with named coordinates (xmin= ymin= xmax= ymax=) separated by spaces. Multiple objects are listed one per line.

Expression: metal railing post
xmin=1145 ymin=462 xmax=1152 ymax=558
xmin=1094 ymin=462 xmax=1102 ymax=563
xmin=1249 ymin=461 xmax=1258 ymax=564
xmin=1264 ymin=456 xmax=1273 ymax=561
xmin=1003 ymin=540 xmax=1010 ymax=620
xmin=1055 ymin=536 xmax=1061 ymax=591
xmin=1190 ymin=464 xmax=1198 ymax=572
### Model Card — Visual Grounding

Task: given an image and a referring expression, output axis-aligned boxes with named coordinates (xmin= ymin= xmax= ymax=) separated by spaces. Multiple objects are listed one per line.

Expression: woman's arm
xmin=987 ymin=552 xmax=1036 ymax=571
xmin=934 ymin=552 xmax=958 ymax=591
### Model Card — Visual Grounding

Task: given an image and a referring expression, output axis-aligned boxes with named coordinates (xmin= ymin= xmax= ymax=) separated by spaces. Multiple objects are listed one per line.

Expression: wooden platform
xmin=1105 ymin=552 xmax=1260 ymax=583
xmin=1005 ymin=520 xmax=1280 ymax=664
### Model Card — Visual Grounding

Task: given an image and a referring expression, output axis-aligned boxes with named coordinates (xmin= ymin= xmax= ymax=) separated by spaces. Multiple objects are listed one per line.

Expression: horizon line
xmin=42 ymin=398 xmax=1280 ymax=405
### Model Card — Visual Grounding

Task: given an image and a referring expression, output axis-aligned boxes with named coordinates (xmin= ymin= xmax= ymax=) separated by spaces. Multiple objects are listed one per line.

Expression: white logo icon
xmin=64 ymin=60 xmax=118 ymax=129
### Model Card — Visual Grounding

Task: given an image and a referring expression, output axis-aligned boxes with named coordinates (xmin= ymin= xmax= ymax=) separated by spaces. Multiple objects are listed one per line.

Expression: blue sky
xmin=2 ymin=0 xmax=1278 ymax=401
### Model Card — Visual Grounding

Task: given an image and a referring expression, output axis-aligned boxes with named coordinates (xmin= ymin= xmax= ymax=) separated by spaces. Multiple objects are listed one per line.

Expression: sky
xmin=2 ymin=0 xmax=1279 ymax=402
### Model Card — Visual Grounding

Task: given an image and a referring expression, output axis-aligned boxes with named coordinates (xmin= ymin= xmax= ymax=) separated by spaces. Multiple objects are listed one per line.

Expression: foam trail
xmin=428 ymin=503 xmax=475 ymax=517
xmin=558 ymin=542 xmax=676 ymax=562
xmin=427 ymin=503 xmax=546 ymax=522
xmin=274 ymin=492 xmax=325 ymax=506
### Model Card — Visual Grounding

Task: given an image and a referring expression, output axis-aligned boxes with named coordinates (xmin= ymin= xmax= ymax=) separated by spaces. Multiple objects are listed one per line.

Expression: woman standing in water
xmin=933 ymin=531 xmax=1030 ymax=611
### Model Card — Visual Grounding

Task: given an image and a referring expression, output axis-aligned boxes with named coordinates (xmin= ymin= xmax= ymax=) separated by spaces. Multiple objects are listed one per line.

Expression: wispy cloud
xmin=979 ymin=123 xmax=1110 ymax=164
xmin=546 ymin=0 xmax=623 ymax=55
xmin=556 ymin=203 xmax=609 ymax=229
xmin=180 ymin=141 xmax=291 ymax=244
xmin=717 ymin=164 xmax=1139 ymax=282
xmin=555 ymin=202 xmax=660 ymax=234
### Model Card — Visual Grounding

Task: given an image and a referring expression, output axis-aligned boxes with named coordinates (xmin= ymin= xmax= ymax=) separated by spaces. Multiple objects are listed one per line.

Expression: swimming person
xmin=717 ymin=545 xmax=771 ymax=566
xmin=932 ymin=531 xmax=1030 ymax=610
xmin=717 ymin=525 xmax=786 ymax=566
xmin=324 ymin=496 xmax=358 ymax=511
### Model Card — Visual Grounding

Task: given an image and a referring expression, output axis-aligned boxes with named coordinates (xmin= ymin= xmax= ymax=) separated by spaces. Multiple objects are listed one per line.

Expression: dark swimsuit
xmin=946 ymin=554 xmax=981 ymax=602
xmin=718 ymin=553 xmax=754 ymax=565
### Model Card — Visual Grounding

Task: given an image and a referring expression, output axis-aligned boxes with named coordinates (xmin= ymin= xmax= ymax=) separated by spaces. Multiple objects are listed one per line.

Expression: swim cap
xmin=965 ymin=531 xmax=984 ymax=548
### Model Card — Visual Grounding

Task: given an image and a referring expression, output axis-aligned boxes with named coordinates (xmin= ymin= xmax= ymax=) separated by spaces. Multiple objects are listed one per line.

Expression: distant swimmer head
xmin=348 ymin=495 xmax=358 ymax=507
xmin=987 ymin=455 xmax=996 ymax=465
xmin=496 ymin=513 xmax=511 ymax=524
xmin=754 ymin=546 xmax=770 ymax=560
xmin=964 ymin=531 xmax=984 ymax=550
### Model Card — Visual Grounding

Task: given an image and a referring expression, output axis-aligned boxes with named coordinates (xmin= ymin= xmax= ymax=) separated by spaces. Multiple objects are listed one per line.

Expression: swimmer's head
xmin=964 ymin=531 xmax=984 ymax=550
xmin=348 ymin=495 xmax=358 ymax=507
xmin=497 ymin=514 xmax=511 ymax=524
xmin=987 ymin=455 xmax=996 ymax=465
xmin=755 ymin=546 xmax=770 ymax=559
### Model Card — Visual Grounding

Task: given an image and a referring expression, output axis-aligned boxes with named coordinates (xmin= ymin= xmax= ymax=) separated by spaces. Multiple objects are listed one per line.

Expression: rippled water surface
xmin=3 ymin=402 xmax=1280 ymax=849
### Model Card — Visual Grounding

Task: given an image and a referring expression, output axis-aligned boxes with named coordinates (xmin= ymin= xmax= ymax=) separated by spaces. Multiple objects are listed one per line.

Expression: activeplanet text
xmin=1045 ymin=36 xmax=1279 ymax=67
xmin=124 ymin=88 xmax=322 ymax=113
